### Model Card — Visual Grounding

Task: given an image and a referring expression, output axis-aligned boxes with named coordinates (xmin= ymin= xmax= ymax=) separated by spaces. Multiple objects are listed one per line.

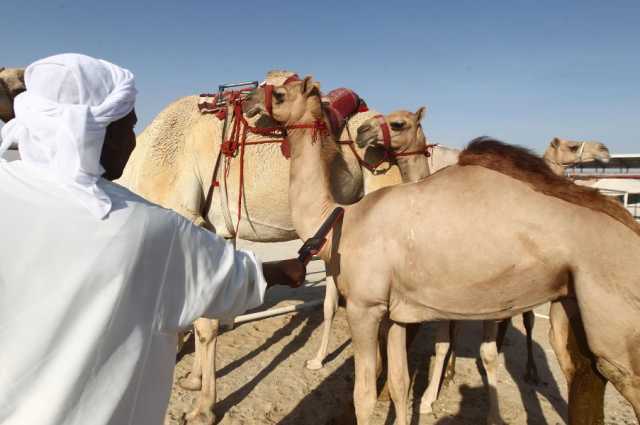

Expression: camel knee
xmin=194 ymin=320 xmax=220 ymax=344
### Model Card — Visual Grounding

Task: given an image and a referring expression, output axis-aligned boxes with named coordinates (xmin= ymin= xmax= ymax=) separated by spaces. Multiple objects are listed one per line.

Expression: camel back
xmin=459 ymin=138 xmax=640 ymax=237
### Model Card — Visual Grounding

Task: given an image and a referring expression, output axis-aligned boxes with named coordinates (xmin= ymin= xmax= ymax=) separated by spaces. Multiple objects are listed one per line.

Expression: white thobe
xmin=0 ymin=161 xmax=267 ymax=425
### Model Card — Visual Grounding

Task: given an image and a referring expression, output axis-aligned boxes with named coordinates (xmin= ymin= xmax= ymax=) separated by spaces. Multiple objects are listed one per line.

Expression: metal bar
xmin=569 ymin=174 xmax=640 ymax=180
xmin=218 ymin=81 xmax=259 ymax=91
xmin=233 ymin=299 xmax=323 ymax=324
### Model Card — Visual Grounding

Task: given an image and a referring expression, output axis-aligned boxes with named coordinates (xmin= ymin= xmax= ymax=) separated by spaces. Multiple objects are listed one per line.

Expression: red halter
xmin=263 ymin=74 xmax=301 ymax=117
xmin=338 ymin=114 xmax=435 ymax=174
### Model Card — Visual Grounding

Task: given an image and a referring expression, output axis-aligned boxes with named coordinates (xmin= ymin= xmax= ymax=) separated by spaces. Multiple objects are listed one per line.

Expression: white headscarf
xmin=0 ymin=53 xmax=137 ymax=219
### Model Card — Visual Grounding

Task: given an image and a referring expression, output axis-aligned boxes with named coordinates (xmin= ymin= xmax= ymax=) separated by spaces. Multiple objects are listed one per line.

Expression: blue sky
xmin=2 ymin=0 xmax=639 ymax=153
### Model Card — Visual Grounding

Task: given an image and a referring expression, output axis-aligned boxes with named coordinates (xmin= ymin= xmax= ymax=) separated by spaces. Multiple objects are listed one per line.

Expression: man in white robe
xmin=0 ymin=53 xmax=305 ymax=425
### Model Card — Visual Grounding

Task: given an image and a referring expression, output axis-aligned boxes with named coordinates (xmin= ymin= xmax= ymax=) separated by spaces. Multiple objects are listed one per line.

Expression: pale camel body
xmin=117 ymin=72 xmax=406 ymax=424
xmin=0 ymin=67 xmax=25 ymax=123
xmin=248 ymin=77 xmax=640 ymax=425
xmin=358 ymin=114 xmax=613 ymax=421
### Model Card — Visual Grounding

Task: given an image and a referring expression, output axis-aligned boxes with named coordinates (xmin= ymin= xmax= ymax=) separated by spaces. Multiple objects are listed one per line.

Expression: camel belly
xmin=387 ymin=252 xmax=570 ymax=323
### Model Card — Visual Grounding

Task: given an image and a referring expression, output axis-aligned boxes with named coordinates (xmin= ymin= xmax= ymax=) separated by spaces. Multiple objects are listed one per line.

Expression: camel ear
xmin=415 ymin=106 xmax=427 ymax=123
xmin=301 ymin=76 xmax=320 ymax=97
xmin=550 ymin=137 xmax=561 ymax=148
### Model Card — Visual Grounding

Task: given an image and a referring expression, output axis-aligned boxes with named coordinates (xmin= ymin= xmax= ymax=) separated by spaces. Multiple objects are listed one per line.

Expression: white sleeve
xmin=155 ymin=213 xmax=267 ymax=333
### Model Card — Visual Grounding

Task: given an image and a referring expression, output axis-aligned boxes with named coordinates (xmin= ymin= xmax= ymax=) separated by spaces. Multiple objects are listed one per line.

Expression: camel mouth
xmin=245 ymin=104 xmax=264 ymax=119
xmin=355 ymin=133 xmax=379 ymax=149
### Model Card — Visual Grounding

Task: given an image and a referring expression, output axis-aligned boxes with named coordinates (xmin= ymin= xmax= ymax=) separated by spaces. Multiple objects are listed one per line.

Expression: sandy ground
xmin=164 ymin=240 xmax=636 ymax=425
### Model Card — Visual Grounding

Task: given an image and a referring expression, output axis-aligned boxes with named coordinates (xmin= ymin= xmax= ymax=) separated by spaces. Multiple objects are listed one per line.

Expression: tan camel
xmin=246 ymin=76 xmax=640 ymax=425
xmin=543 ymin=137 xmax=610 ymax=175
xmin=117 ymin=71 xmax=405 ymax=424
xmin=356 ymin=111 xmax=503 ymax=420
xmin=0 ymin=67 xmax=25 ymax=123
xmin=357 ymin=114 xmax=614 ymax=420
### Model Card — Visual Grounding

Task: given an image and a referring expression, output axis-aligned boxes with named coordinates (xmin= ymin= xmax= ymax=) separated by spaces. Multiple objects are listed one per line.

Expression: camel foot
xmin=178 ymin=375 xmax=202 ymax=391
xmin=182 ymin=407 xmax=215 ymax=425
xmin=419 ymin=398 xmax=434 ymax=414
xmin=305 ymin=358 xmax=324 ymax=370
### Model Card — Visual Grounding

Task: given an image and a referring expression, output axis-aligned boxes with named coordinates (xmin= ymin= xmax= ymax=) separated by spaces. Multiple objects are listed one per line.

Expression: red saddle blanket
xmin=322 ymin=88 xmax=369 ymax=136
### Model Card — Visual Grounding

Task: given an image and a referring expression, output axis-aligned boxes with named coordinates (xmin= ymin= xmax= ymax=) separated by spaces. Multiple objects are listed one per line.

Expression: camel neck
xmin=395 ymin=154 xmax=430 ymax=183
xmin=543 ymin=150 xmax=567 ymax=176
xmin=287 ymin=113 xmax=341 ymax=248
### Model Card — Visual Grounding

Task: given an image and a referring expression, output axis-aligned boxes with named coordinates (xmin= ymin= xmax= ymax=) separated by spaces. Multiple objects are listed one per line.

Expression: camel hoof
xmin=178 ymin=375 xmax=202 ymax=391
xmin=184 ymin=408 xmax=215 ymax=425
xmin=306 ymin=358 xmax=324 ymax=370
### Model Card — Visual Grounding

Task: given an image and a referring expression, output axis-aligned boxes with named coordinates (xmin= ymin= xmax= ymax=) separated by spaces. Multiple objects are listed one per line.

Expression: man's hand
xmin=262 ymin=259 xmax=306 ymax=288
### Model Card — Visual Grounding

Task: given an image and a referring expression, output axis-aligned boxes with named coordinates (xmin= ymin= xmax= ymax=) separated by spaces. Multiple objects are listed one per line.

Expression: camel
xmin=246 ymin=76 xmax=640 ymax=425
xmin=0 ymin=67 xmax=25 ymax=123
xmin=359 ymin=119 xmax=614 ymax=415
xmin=357 ymin=111 xmax=502 ymax=419
xmin=116 ymin=71 xmax=410 ymax=424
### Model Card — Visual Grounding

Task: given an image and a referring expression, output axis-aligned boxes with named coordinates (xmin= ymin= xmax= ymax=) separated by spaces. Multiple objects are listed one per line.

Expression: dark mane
xmin=459 ymin=137 xmax=640 ymax=237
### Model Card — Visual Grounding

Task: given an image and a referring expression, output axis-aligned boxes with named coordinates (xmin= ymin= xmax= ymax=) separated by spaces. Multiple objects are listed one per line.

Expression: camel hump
xmin=322 ymin=88 xmax=368 ymax=135
xmin=459 ymin=137 xmax=640 ymax=237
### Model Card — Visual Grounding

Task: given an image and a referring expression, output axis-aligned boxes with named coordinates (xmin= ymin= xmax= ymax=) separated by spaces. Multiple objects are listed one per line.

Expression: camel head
xmin=0 ymin=67 xmax=26 ymax=122
xmin=355 ymin=108 xmax=430 ymax=180
xmin=355 ymin=107 xmax=427 ymax=157
xmin=546 ymin=138 xmax=610 ymax=167
xmin=245 ymin=75 xmax=322 ymax=126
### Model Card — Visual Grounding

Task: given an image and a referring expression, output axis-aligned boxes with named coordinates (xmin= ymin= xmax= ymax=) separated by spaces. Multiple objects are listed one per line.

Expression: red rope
xmin=211 ymin=89 xmax=328 ymax=236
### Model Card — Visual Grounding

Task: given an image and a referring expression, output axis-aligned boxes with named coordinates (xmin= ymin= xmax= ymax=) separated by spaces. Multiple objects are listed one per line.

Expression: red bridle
xmin=361 ymin=114 xmax=435 ymax=171
xmin=263 ymin=74 xmax=301 ymax=117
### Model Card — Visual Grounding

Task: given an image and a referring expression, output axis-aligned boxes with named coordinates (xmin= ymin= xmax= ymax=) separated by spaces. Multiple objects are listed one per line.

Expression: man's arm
xmin=155 ymin=213 xmax=305 ymax=333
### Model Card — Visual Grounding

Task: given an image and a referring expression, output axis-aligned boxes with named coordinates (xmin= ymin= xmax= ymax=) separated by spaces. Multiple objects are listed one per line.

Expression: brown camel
xmin=117 ymin=71 xmax=408 ymax=424
xmin=246 ymin=76 xmax=640 ymax=425
xmin=0 ymin=67 xmax=25 ymax=123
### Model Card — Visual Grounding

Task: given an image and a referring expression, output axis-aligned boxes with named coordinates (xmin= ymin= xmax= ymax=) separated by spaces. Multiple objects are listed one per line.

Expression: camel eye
xmin=390 ymin=121 xmax=405 ymax=131
xmin=274 ymin=91 xmax=286 ymax=104
xmin=569 ymin=145 xmax=579 ymax=152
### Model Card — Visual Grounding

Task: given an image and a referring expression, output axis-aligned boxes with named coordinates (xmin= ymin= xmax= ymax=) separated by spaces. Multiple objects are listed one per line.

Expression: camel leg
xmin=549 ymin=299 xmax=606 ymax=425
xmin=378 ymin=322 xmax=419 ymax=402
xmin=387 ymin=322 xmax=410 ymax=425
xmin=348 ymin=302 xmax=385 ymax=425
xmin=495 ymin=318 xmax=510 ymax=353
xmin=442 ymin=321 xmax=457 ymax=387
xmin=522 ymin=310 xmax=540 ymax=384
xmin=420 ymin=321 xmax=450 ymax=414
xmin=480 ymin=321 xmax=503 ymax=425
xmin=179 ymin=325 xmax=203 ymax=391
xmin=307 ymin=273 xmax=339 ymax=370
xmin=185 ymin=319 xmax=219 ymax=425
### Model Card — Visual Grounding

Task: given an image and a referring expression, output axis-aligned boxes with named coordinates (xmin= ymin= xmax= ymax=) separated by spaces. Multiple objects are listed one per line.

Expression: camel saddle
xmin=322 ymin=88 xmax=369 ymax=136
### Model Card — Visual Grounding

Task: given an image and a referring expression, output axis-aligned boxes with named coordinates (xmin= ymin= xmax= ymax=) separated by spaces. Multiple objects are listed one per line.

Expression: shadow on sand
xmin=275 ymin=319 xmax=568 ymax=425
